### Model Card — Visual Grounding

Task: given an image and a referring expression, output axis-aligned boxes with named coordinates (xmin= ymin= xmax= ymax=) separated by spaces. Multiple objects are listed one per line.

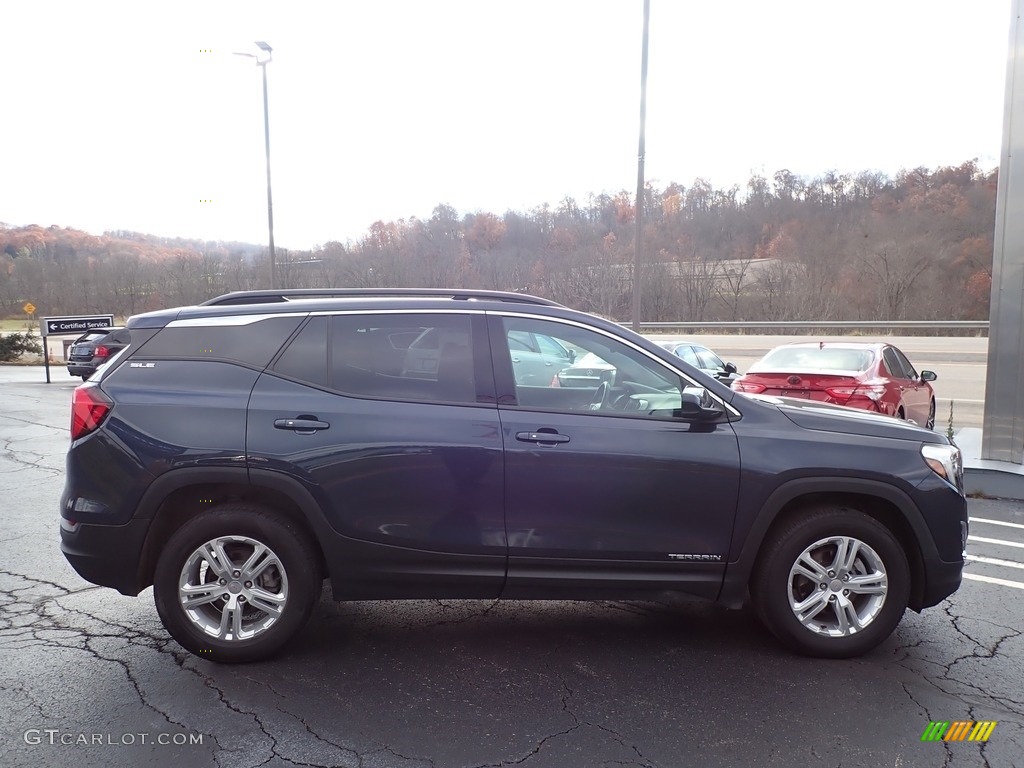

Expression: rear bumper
xmin=60 ymin=518 xmax=151 ymax=596
xmin=66 ymin=363 xmax=97 ymax=377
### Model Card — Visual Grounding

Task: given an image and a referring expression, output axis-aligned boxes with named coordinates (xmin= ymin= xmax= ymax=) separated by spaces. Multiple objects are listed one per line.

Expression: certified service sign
xmin=40 ymin=315 xmax=115 ymax=337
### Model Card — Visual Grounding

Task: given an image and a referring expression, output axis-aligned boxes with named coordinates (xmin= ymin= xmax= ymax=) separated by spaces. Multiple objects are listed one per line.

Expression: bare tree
xmin=716 ymin=256 xmax=754 ymax=320
xmin=859 ymin=244 xmax=931 ymax=320
xmin=677 ymin=257 xmax=722 ymax=321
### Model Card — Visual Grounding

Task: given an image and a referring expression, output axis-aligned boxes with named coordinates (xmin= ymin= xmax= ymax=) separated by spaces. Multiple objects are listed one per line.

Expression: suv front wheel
xmin=153 ymin=504 xmax=322 ymax=663
xmin=751 ymin=506 xmax=910 ymax=658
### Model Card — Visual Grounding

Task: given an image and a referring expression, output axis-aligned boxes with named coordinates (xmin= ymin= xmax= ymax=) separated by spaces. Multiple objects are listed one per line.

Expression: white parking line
xmin=963 ymin=573 xmax=1024 ymax=590
xmin=968 ymin=535 xmax=1024 ymax=550
xmin=969 ymin=517 xmax=1024 ymax=531
xmin=966 ymin=554 xmax=1024 ymax=570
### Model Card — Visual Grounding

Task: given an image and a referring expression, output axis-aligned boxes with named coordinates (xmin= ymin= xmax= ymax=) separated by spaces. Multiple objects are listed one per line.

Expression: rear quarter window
xmin=134 ymin=315 xmax=305 ymax=368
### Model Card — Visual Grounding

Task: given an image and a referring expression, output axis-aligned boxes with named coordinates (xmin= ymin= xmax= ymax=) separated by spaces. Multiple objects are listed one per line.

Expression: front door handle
xmin=274 ymin=417 xmax=330 ymax=434
xmin=516 ymin=431 xmax=570 ymax=445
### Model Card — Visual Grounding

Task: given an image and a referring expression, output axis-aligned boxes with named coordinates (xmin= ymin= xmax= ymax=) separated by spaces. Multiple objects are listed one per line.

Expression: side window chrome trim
xmin=492 ymin=310 xmax=741 ymax=418
xmin=308 ymin=308 xmax=486 ymax=318
xmin=168 ymin=313 xmax=304 ymax=328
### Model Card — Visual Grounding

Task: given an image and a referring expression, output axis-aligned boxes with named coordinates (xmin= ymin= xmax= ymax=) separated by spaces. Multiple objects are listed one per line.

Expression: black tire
xmin=153 ymin=504 xmax=322 ymax=663
xmin=926 ymin=399 xmax=936 ymax=430
xmin=751 ymin=506 xmax=910 ymax=659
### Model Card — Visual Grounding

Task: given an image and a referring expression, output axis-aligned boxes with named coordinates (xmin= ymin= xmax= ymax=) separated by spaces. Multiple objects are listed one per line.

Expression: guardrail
xmin=623 ymin=320 xmax=989 ymax=334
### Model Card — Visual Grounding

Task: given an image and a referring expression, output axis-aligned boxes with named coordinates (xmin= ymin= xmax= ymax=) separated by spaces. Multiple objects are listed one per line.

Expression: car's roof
xmin=201 ymin=288 xmax=563 ymax=307
xmin=769 ymin=341 xmax=888 ymax=351
xmin=125 ymin=291 xmax=627 ymax=338
xmin=656 ymin=340 xmax=722 ymax=356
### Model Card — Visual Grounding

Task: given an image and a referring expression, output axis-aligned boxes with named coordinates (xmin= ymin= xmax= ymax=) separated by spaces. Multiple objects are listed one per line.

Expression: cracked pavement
xmin=1 ymin=365 xmax=1022 ymax=768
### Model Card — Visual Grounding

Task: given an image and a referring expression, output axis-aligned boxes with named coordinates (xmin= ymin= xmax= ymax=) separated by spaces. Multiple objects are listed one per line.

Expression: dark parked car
xmin=656 ymin=340 xmax=740 ymax=385
xmin=731 ymin=341 xmax=938 ymax=429
xmin=65 ymin=327 xmax=129 ymax=380
xmin=60 ymin=289 xmax=965 ymax=663
xmin=557 ymin=341 xmax=738 ymax=389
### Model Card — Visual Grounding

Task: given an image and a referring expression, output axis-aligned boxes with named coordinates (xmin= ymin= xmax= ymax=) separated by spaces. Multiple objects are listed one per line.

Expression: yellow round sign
xmin=23 ymin=302 xmax=36 ymax=315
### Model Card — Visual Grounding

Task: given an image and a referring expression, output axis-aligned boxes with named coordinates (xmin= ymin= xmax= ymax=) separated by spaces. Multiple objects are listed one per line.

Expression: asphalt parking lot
xmin=1 ymin=365 xmax=1022 ymax=768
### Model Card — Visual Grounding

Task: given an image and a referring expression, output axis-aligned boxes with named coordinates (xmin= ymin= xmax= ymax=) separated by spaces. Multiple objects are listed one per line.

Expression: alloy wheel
xmin=178 ymin=535 xmax=289 ymax=641
xmin=787 ymin=535 xmax=888 ymax=637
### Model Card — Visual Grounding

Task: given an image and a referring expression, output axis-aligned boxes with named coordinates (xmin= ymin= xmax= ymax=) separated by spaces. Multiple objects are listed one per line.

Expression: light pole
xmin=235 ymin=41 xmax=277 ymax=289
xmin=632 ymin=0 xmax=650 ymax=332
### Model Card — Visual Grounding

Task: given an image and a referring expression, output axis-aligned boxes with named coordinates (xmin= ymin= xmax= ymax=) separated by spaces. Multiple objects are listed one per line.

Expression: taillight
xmin=825 ymin=384 xmax=886 ymax=405
xmin=94 ymin=345 xmax=110 ymax=358
xmin=732 ymin=381 xmax=765 ymax=393
xmin=71 ymin=385 xmax=113 ymax=440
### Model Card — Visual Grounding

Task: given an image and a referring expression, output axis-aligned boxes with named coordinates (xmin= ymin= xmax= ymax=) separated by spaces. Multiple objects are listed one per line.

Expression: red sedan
xmin=731 ymin=341 xmax=937 ymax=429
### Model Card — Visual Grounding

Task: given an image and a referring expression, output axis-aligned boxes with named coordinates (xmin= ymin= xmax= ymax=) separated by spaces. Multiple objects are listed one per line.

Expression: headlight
xmin=922 ymin=443 xmax=963 ymax=490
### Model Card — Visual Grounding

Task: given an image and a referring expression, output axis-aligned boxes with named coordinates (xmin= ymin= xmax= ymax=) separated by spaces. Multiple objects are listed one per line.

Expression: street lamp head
xmin=233 ymin=41 xmax=272 ymax=65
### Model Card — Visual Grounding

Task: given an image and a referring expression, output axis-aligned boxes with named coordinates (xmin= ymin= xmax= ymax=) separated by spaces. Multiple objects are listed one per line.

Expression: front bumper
xmin=915 ymin=556 xmax=964 ymax=610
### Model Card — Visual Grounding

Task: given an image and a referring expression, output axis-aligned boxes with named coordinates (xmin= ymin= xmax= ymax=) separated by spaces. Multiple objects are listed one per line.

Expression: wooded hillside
xmin=0 ymin=160 xmax=995 ymax=322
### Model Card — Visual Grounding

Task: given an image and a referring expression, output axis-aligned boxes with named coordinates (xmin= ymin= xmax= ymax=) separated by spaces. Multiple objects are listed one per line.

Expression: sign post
xmin=39 ymin=314 xmax=115 ymax=384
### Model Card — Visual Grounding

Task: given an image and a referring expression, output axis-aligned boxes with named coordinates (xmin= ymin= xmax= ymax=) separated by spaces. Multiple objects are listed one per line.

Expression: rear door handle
xmin=274 ymin=418 xmax=330 ymax=434
xmin=516 ymin=431 xmax=570 ymax=445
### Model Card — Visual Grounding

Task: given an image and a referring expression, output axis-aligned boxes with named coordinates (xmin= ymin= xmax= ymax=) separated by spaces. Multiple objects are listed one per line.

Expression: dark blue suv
xmin=60 ymin=289 xmax=967 ymax=662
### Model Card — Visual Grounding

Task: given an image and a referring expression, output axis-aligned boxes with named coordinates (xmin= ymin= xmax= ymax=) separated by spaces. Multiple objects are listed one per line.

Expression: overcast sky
xmin=0 ymin=1 xmax=1012 ymax=250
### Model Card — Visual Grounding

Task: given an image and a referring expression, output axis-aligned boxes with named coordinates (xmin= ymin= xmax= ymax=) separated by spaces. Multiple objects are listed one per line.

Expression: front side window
xmin=882 ymin=347 xmax=910 ymax=380
xmin=499 ymin=317 xmax=684 ymax=417
xmin=674 ymin=345 xmax=700 ymax=367
xmin=890 ymin=347 xmax=918 ymax=379
xmin=536 ymin=334 xmax=570 ymax=359
xmin=694 ymin=347 xmax=725 ymax=371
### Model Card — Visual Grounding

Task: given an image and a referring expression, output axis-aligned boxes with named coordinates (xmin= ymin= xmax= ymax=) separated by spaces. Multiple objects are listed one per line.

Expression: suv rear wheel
xmin=751 ymin=506 xmax=910 ymax=658
xmin=153 ymin=504 xmax=321 ymax=663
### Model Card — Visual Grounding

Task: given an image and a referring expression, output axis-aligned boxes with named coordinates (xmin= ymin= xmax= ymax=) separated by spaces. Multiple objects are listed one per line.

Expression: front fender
xmin=717 ymin=476 xmax=938 ymax=608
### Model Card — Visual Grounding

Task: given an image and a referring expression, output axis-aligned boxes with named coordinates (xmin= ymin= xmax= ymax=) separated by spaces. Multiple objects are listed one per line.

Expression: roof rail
xmin=200 ymin=288 xmax=562 ymax=307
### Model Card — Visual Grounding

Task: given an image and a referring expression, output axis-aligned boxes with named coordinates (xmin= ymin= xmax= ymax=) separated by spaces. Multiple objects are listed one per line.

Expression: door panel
xmin=489 ymin=314 xmax=741 ymax=599
xmin=247 ymin=312 xmax=506 ymax=598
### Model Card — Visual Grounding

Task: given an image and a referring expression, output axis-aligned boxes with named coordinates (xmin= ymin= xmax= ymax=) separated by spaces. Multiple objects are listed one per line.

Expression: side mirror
xmin=568 ymin=349 xmax=576 ymax=363
xmin=921 ymin=370 xmax=937 ymax=382
xmin=724 ymin=362 xmax=737 ymax=374
xmin=678 ymin=386 xmax=724 ymax=421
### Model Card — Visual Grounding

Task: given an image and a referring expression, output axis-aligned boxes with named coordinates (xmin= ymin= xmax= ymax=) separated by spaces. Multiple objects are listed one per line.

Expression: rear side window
xmin=272 ymin=313 xmax=479 ymax=405
xmin=136 ymin=316 xmax=305 ymax=368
